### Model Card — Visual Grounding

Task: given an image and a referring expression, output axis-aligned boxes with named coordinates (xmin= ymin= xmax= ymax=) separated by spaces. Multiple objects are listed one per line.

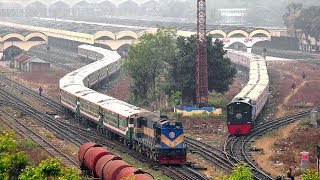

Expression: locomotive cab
xmin=156 ymin=119 xmax=187 ymax=164
xmin=227 ymin=97 xmax=253 ymax=135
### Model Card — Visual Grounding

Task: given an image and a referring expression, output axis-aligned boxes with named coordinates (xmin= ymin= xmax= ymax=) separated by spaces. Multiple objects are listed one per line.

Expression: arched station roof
xmin=94 ymin=31 xmax=116 ymax=40
xmin=0 ymin=26 xmax=47 ymax=42
xmin=208 ymin=27 xmax=271 ymax=38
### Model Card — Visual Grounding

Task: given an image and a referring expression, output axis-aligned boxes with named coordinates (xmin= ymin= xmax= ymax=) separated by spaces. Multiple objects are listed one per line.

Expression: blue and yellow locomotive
xmin=132 ymin=113 xmax=186 ymax=164
xmin=60 ymin=45 xmax=187 ymax=165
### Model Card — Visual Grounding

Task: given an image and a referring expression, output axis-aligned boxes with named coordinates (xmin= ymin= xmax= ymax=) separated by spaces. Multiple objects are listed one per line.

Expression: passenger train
xmin=78 ymin=44 xmax=104 ymax=61
xmin=59 ymin=45 xmax=187 ymax=164
xmin=226 ymin=50 xmax=269 ymax=135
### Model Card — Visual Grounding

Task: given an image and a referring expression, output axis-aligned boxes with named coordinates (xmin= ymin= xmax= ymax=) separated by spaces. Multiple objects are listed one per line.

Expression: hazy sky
xmin=8 ymin=0 xmax=159 ymax=5
xmin=6 ymin=0 xmax=320 ymax=7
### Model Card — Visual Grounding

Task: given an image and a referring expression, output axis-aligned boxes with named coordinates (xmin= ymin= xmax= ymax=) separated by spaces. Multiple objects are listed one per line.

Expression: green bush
xmin=219 ymin=163 xmax=253 ymax=180
xmin=301 ymin=169 xmax=320 ymax=180
xmin=300 ymin=119 xmax=311 ymax=126
xmin=19 ymin=158 xmax=81 ymax=180
xmin=0 ymin=131 xmax=18 ymax=153
xmin=208 ymin=93 xmax=229 ymax=108
xmin=189 ymin=111 xmax=220 ymax=119
xmin=167 ymin=112 xmax=183 ymax=119
xmin=168 ymin=111 xmax=225 ymax=120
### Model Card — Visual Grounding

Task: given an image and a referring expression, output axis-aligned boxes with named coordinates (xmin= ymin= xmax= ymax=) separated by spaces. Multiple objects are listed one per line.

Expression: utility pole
xmin=196 ymin=0 xmax=208 ymax=107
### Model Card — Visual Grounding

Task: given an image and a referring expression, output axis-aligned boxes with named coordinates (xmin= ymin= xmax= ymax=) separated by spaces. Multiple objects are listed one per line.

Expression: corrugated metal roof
xmin=0 ymin=2 xmax=23 ymax=9
xmin=14 ymin=54 xmax=32 ymax=62
xmin=26 ymin=1 xmax=47 ymax=9
xmin=26 ymin=57 xmax=50 ymax=64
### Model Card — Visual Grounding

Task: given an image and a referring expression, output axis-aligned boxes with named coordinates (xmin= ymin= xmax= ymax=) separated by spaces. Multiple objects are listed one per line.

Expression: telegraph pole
xmin=196 ymin=0 xmax=208 ymax=107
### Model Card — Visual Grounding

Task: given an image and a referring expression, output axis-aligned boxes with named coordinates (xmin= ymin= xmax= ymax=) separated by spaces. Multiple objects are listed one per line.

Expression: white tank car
xmin=226 ymin=50 xmax=269 ymax=135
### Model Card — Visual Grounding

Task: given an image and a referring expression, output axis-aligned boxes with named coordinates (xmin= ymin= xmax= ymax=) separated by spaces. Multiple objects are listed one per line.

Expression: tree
xmin=123 ymin=27 xmax=177 ymax=105
xmin=208 ymin=38 xmax=237 ymax=93
xmin=294 ymin=6 xmax=320 ymax=51
xmin=166 ymin=35 xmax=236 ymax=103
xmin=283 ymin=3 xmax=303 ymax=37
xmin=311 ymin=16 xmax=320 ymax=52
xmin=301 ymin=169 xmax=320 ymax=180
xmin=0 ymin=131 xmax=28 ymax=179
xmin=19 ymin=158 xmax=80 ymax=180
xmin=125 ymin=28 xmax=236 ymax=106
xmin=9 ymin=152 xmax=29 ymax=180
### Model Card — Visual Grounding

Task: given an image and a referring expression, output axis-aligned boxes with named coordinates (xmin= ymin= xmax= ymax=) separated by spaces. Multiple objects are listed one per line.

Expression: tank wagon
xmin=78 ymin=142 xmax=154 ymax=180
xmin=60 ymin=45 xmax=187 ymax=164
xmin=226 ymin=50 xmax=269 ymax=135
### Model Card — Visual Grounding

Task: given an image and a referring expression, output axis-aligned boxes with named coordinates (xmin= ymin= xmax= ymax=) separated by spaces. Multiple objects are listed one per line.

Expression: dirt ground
xmin=2 ymin=52 xmax=320 ymax=178
xmin=251 ymin=58 xmax=320 ymax=177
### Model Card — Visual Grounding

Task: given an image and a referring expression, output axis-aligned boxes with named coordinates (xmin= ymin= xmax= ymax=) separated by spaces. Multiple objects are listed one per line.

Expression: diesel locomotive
xmin=60 ymin=45 xmax=187 ymax=164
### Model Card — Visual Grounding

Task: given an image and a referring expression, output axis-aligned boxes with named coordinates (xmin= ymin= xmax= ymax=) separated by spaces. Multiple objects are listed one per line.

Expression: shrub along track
xmin=0 ymin=75 xmax=206 ymax=180
xmin=224 ymin=107 xmax=320 ymax=179
xmin=0 ymin=100 xmax=78 ymax=166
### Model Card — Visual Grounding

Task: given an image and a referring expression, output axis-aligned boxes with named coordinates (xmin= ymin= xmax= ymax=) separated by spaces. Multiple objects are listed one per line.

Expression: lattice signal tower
xmin=196 ymin=0 xmax=208 ymax=107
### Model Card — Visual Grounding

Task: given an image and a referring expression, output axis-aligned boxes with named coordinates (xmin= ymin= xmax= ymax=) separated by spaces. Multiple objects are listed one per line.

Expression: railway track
xmin=185 ymin=137 xmax=235 ymax=172
xmin=0 ymin=75 xmax=62 ymax=110
xmin=0 ymin=101 xmax=78 ymax=166
xmin=225 ymin=107 xmax=320 ymax=179
xmin=0 ymin=86 xmax=98 ymax=147
xmin=0 ymin=76 xmax=208 ymax=179
xmin=162 ymin=165 xmax=209 ymax=180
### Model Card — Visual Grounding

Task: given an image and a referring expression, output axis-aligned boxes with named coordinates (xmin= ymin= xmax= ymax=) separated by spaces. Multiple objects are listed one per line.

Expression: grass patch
xmin=299 ymin=119 xmax=311 ymax=126
xmin=48 ymin=68 xmax=61 ymax=76
xmin=208 ymin=93 xmax=229 ymax=108
xmin=167 ymin=112 xmax=226 ymax=120
xmin=44 ymin=131 xmax=53 ymax=139
xmin=63 ymin=144 xmax=78 ymax=154
xmin=294 ymin=102 xmax=311 ymax=108
xmin=23 ymin=139 xmax=38 ymax=149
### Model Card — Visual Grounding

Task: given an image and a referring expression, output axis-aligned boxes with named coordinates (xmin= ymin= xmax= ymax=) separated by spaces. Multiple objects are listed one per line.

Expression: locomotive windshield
xmin=227 ymin=102 xmax=252 ymax=123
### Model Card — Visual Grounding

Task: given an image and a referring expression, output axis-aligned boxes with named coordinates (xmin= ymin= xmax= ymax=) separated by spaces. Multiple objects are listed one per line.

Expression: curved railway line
xmin=4 ymin=47 xmax=316 ymax=179
xmin=185 ymin=137 xmax=235 ymax=172
xmin=0 ymin=75 xmax=205 ymax=179
xmin=224 ymin=107 xmax=320 ymax=179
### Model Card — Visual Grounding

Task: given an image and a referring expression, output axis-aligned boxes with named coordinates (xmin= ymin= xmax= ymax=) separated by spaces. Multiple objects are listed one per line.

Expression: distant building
xmin=217 ymin=8 xmax=247 ymax=25
xmin=21 ymin=57 xmax=50 ymax=73
xmin=117 ymin=0 xmax=139 ymax=16
xmin=49 ymin=1 xmax=70 ymax=18
xmin=25 ymin=1 xmax=47 ymax=17
xmin=0 ymin=2 xmax=24 ymax=17
xmin=72 ymin=1 xmax=100 ymax=17
xmin=14 ymin=54 xmax=32 ymax=70
xmin=141 ymin=0 xmax=159 ymax=16
xmin=14 ymin=55 xmax=50 ymax=73
xmin=99 ymin=0 xmax=116 ymax=16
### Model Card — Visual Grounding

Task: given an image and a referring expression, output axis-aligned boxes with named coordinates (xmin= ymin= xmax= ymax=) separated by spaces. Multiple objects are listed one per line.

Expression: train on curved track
xmin=59 ymin=45 xmax=187 ymax=165
xmin=226 ymin=50 xmax=269 ymax=135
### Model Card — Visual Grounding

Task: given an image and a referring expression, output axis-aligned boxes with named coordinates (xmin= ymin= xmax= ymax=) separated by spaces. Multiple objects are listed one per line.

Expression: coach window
xmin=228 ymin=106 xmax=233 ymax=114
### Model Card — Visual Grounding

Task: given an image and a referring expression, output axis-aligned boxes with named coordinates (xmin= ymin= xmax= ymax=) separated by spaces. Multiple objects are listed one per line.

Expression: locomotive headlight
xmin=169 ymin=132 xmax=175 ymax=139
xmin=236 ymin=113 xmax=242 ymax=119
